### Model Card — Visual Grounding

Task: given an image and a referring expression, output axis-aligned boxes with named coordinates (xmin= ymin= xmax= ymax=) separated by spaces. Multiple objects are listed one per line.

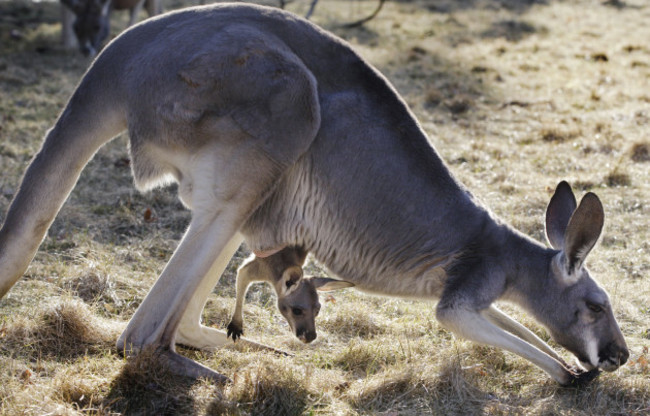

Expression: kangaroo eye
xmin=587 ymin=302 xmax=603 ymax=313
xmin=292 ymin=308 xmax=303 ymax=316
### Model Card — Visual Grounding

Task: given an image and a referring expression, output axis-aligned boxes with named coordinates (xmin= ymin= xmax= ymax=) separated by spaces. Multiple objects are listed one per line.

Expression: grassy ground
xmin=1 ymin=0 xmax=649 ymax=414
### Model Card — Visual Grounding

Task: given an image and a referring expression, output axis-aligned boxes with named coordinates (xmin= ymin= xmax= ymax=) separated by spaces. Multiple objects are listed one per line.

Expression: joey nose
xmin=305 ymin=331 xmax=317 ymax=343
xmin=297 ymin=330 xmax=317 ymax=343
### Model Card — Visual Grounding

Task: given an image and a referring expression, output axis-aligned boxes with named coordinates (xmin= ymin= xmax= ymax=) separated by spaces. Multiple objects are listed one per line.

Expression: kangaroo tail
xmin=0 ymin=62 xmax=126 ymax=297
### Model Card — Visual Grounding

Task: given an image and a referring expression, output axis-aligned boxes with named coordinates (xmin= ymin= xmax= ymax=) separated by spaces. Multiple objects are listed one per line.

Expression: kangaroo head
xmin=61 ymin=0 xmax=111 ymax=57
xmin=275 ymin=267 xmax=354 ymax=343
xmin=542 ymin=181 xmax=629 ymax=371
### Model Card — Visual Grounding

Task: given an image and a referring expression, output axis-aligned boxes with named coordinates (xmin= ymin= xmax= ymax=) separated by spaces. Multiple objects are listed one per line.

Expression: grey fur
xmin=0 ymin=4 xmax=628 ymax=385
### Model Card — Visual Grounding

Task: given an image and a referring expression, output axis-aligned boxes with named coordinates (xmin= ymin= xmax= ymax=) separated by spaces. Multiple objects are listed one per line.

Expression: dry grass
xmin=1 ymin=0 xmax=649 ymax=414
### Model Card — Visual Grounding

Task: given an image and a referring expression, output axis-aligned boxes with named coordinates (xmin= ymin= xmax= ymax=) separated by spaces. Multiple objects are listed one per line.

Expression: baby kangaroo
xmin=227 ymin=247 xmax=354 ymax=343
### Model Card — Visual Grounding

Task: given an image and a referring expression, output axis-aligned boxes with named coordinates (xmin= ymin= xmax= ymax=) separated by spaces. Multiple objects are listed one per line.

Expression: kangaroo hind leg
xmin=117 ymin=140 xmax=310 ymax=381
xmin=116 ymin=33 xmax=321 ymax=381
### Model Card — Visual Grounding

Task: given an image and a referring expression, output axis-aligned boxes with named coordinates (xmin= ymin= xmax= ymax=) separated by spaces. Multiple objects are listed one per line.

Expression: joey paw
xmin=226 ymin=322 xmax=243 ymax=342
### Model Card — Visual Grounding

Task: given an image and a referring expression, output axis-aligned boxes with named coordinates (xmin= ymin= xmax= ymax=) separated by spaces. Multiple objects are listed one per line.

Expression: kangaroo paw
xmin=561 ymin=367 xmax=601 ymax=387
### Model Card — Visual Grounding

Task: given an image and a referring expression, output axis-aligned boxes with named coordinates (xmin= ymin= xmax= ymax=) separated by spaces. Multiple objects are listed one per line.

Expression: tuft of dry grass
xmin=219 ymin=356 xmax=322 ymax=416
xmin=101 ymin=347 xmax=200 ymax=415
xmin=631 ymin=142 xmax=650 ymax=162
xmin=540 ymin=127 xmax=582 ymax=143
xmin=345 ymin=360 xmax=489 ymax=415
xmin=333 ymin=339 xmax=402 ymax=376
xmin=605 ymin=170 xmax=632 ymax=187
xmin=319 ymin=301 xmax=386 ymax=339
xmin=1 ymin=297 xmax=118 ymax=360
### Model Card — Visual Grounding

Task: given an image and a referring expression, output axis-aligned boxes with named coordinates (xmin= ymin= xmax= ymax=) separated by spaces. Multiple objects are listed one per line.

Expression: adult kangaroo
xmin=0 ymin=4 xmax=628 ymax=385
xmin=61 ymin=0 xmax=162 ymax=56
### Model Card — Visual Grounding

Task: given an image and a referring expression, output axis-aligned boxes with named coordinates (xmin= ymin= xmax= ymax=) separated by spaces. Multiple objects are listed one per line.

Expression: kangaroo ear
xmin=311 ymin=277 xmax=355 ymax=292
xmin=562 ymin=192 xmax=604 ymax=274
xmin=545 ymin=181 xmax=577 ymax=249
xmin=279 ymin=268 xmax=303 ymax=296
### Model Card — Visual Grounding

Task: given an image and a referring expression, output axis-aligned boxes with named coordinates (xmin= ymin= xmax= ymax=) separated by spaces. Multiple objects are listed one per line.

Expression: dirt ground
xmin=0 ymin=0 xmax=649 ymax=414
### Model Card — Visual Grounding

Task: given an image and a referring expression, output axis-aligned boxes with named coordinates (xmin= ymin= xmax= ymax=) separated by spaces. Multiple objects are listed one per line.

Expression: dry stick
xmin=305 ymin=0 xmax=386 ymax=28
xmin=305 ymin=0 xmax=318 ymax=19
xmin=339 ymin=0 xmax=386 ymax=28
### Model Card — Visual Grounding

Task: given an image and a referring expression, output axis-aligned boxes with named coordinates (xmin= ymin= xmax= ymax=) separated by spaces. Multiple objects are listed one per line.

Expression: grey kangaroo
xmin=60 ymin=0 xmax=162 ymax=56
xmin=227 ymin=246 xmax=354 ymax=343
xmin=0 ymin=4 xmax=628 ymax=385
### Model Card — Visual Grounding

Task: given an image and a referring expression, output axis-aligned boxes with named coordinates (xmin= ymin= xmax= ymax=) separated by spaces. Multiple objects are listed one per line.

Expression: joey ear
xmin=310 ymin=276 xmax=355 ymax=292
xmin=545 ymin=181 xmax=577 ymax=249
xmin=279 ymin=268 xmax=303 ymax=296
xmin=562 ymin=192 xmax=604 ymax=273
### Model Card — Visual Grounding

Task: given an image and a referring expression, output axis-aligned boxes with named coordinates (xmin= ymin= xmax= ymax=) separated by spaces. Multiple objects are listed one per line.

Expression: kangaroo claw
xmin=561 ymin=366 xmax=600 ymax=388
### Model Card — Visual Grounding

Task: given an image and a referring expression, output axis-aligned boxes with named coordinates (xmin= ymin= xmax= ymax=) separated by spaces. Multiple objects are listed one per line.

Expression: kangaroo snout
xmin=599 ymin=342 xmax=629 ymax=371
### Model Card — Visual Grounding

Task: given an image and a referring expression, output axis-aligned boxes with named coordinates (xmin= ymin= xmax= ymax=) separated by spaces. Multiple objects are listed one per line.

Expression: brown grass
xmin=631 ymin=142 xmax=650 ymax=162
xmin=1 ymin=297 xmax=118 ymax=360
xmin=1 ymin=0 xmax=649 ymax=414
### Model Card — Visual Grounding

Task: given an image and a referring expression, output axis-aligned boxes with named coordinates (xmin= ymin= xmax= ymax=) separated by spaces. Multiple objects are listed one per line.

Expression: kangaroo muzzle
xmin=598 ymin=341 xmax=629 ymax=371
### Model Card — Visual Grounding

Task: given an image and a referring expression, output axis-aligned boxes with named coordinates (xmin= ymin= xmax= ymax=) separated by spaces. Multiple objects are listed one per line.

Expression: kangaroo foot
xmin=161 ymin=348 xmax=230 ymax=384
xmin=176 ymin=324 xmax=291 ymax=356
xmin=231 ymin=337 xmax=293 ymax=357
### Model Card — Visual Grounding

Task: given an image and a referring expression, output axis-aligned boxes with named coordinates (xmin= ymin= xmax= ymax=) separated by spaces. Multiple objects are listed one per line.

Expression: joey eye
xmin=587 ymin=302 xmax=603 ymax=313
xmin=292 ymin=307 xmax=303 ymax=316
